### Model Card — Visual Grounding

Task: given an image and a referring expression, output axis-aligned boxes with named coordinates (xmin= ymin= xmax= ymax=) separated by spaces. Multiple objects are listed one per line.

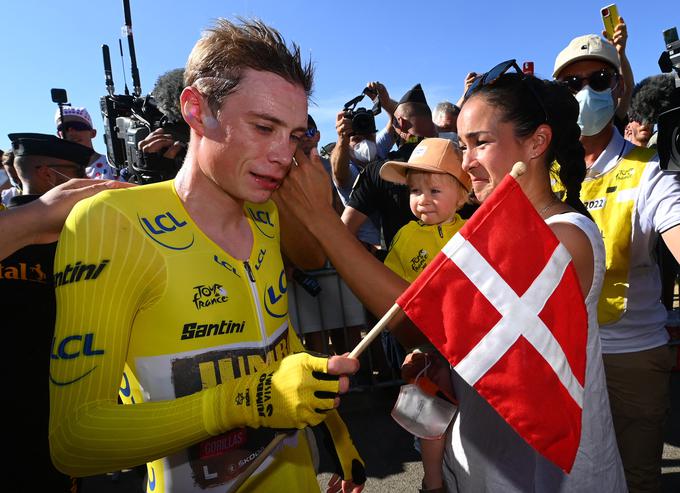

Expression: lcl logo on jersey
xmin=49 ymin=333 xmax=105 ymax=386
xmin=264 ymin=269 xmax=288 ymax=318
xmin=247 ymin=207 xmax=275 ymax=239
xmin=254 ymin=249 xmax=267 ymax=271
xmin=50 ymin=333 xmax=105 ymax=360
xmin=213 ymin=255 xmax=240 ymax=277
xmin=138 ymin=211 xmax=195 ymax=250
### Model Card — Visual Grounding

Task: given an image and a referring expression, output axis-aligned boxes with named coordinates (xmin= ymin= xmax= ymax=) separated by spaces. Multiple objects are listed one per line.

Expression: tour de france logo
xmin=410 ymin=249 xmax=428 ymax=273
xmin=192 ymin=283 xmax=229 ymax=310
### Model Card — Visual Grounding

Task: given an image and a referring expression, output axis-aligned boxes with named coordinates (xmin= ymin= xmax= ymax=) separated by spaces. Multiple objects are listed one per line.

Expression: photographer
xmin=331 ymin=81 xmax=396 ymax=250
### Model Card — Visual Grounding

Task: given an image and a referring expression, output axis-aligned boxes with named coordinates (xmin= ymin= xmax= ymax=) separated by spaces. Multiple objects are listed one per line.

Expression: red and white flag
xmin=397 ymin=174 xmax=587 ymax=473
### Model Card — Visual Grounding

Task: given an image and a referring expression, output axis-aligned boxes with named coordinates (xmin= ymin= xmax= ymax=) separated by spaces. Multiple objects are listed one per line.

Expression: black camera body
xmin=343 ymin=88 xmax=381 ymax=136
xmin=100 ymin=92 xmax=184 ymax=184
xmin=658 ymin=27 xmax=680 ymax=171
xmin=345 ymin=107 xmax=377 ymax=136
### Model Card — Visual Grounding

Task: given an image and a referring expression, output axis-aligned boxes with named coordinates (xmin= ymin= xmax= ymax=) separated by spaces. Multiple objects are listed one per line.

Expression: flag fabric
xmin=396 ymin=174 xmax=587 ymax=473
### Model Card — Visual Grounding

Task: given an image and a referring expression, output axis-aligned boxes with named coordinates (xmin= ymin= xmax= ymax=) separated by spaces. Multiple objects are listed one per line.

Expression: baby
xmin=380 ymin=137 xmax=471 ymax=492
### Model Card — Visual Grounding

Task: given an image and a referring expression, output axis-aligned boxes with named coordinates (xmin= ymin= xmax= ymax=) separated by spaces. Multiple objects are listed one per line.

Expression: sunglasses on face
xmin=304 ymin=128 xmax=318 ymax=138
xmin=464 ymin=59 xmax=548 ymax=122
xmin=559 ymin=69 xmax=618 ymax=94
xmin=392 ymin=116 xmax=410 ymax=131
xmin=58 ymin=121 xmax=93 ymax=132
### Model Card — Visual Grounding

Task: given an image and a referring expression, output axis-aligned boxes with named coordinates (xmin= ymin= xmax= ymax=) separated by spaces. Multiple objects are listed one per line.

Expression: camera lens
xmin=352 ymin=110 xmax=376 ymax=136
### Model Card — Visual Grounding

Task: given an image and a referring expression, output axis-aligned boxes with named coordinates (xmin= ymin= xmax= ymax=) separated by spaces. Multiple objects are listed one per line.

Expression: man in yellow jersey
xmin=49 ymin=19 xmax=364 ymax=493
xmin=554 ymin=34 xmax=680 ymax=493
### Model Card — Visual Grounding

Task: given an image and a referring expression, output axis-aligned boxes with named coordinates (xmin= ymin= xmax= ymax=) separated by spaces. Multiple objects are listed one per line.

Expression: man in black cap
xmin=1 ymin=132 xmax=91 ymax=490
xmin=11 ymin=133 xmax=91 ymax=198
xmin=390 ymin=83 xmax=438 ymax=148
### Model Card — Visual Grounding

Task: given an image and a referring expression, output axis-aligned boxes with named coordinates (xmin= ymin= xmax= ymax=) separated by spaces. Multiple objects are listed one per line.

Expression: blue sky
xmin=1 ymin=0 xmax=675 ymax=154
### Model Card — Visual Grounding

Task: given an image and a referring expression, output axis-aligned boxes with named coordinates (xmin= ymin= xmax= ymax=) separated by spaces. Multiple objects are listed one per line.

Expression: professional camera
xmin=343 ymin=87 xmax=381 ymax=136
xmin=99 ymin=0 xmax=186 ymax=184
xmin=658 ymin=26 xmax=680 ymax=171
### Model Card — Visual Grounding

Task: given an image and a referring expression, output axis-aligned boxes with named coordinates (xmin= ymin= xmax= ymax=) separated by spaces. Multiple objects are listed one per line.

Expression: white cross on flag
xmin=396 ymin=174 xmax=587 ymax=473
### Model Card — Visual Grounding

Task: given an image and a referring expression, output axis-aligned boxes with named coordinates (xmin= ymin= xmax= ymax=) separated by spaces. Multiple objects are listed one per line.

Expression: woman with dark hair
xmin=279 ymin=61 xmax=625 ymax=491
xmin=446 ymin=62 xmax=625 ymax=491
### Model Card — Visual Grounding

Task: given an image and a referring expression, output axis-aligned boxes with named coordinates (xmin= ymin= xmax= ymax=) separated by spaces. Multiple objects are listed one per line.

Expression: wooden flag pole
xmin=226 ymin=304 xmax=403 ymax=492
xmin=348 ymin=303 xmax=401 ymax=358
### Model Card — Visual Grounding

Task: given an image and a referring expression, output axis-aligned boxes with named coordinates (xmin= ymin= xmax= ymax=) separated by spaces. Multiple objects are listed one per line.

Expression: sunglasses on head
xmin=58 ymin=121 xmax=92 ymax=132
xmin=464 ymin=59 xmax=548 ymax=122
xmin=304 ymin=128 xmax=318 ymax=138
xmin=465 ymin=59 xmax=524 ymax=99
xmin=560 ymin=69 xmax=618 ymax=94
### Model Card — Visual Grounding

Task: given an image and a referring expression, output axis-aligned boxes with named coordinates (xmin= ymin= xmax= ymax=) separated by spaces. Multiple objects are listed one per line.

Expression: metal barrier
xmin=288 ymin=266 xmax=400 ymax=387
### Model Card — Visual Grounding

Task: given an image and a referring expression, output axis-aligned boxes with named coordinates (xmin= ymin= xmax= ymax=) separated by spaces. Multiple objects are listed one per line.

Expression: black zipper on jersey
xmin=244 ymin=261 xmax=256 ymax=282
xmin=243 ymin=260 xmax=270 ymax=362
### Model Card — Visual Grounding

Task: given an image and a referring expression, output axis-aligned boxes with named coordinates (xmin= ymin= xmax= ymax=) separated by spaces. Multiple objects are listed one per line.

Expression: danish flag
xmin=397 ymin=174 xmax=587 ymax=472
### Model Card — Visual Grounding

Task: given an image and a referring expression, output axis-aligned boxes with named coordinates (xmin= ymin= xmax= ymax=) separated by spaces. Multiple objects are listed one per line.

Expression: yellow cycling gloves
xmin=204 ymin=352 xmax=340 ymax=434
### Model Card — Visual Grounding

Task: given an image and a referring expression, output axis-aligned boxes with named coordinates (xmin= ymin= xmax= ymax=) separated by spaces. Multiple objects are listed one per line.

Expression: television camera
xmin=658 ymin=27 xmax=680 ymax=171
xmin=99 ymin=0 xmax=186 ymax=183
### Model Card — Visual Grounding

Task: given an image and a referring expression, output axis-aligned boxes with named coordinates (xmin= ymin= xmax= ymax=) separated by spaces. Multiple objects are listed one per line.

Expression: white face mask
xmin=349 ymin=139 xmax=378 ymax=164
xmin=390 ymin=360 xmax=457 ymax=439
xmin=391 ymin=383 xmax=457 ymax=439
xmin=575 ymin=86 xmax=615 ymax=137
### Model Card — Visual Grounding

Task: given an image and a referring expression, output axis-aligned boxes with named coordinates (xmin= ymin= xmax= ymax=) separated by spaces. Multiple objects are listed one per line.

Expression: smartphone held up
xmin=601 ymin=4 xmax=621 ymax=41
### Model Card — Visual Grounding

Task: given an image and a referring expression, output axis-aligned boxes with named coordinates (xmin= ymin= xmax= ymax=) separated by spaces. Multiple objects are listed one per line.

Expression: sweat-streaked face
xmin=196 ymin=68 xmax=308 ymax=204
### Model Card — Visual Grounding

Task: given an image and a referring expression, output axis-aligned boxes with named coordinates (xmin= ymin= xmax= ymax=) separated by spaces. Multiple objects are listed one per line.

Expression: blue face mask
xmin=575 ymin=86 xmax=615 ymax=137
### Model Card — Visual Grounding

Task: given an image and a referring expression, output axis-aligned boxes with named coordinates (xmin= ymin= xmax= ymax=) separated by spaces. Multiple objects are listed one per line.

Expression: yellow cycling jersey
xmin=553 ymin=146 xmax=657 ymax=325
xmin=49 ymin=180 xmax=319 ymax=492
xmin=384 ymin=216 xmax=466 ymax=282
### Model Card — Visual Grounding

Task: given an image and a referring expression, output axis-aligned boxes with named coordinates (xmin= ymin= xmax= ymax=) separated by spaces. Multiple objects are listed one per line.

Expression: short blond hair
xmin=185 ymin=18 xmax=314 ymax=116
